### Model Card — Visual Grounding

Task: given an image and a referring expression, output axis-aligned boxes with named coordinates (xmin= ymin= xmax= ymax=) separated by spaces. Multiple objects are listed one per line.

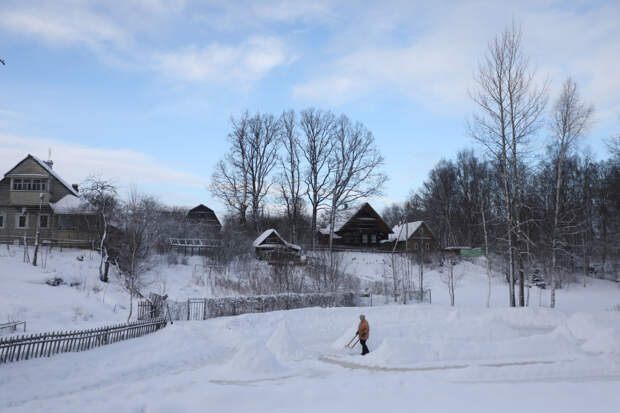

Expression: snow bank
xmin=266 ymin=320 xmax=305 ymax=360
xmin=219 ymin=340 xmax=290 ymax=379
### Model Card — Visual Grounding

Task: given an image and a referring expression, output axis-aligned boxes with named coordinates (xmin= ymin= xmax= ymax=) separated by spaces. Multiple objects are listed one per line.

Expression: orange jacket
xmin=357 ymin=319 xmax=369 ymax=340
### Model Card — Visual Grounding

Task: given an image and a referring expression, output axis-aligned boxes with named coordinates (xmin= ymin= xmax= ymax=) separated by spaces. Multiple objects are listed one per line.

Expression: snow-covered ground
xmin=1 ymin=247 xmax=619 ymax=412
xmin=2 ymin=305 xmax=620 ymax=412
xmin=0 ymin=246 xmax=213 ymax=333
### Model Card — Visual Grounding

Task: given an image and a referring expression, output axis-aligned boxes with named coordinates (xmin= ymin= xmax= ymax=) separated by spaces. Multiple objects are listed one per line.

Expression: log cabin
xmin=318 ymin=203 xmax=393 ymax=248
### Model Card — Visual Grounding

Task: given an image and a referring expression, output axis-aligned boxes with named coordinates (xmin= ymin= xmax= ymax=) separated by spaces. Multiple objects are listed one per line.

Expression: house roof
xmin=50 ymin=194 xmax=97 ymax=215
xmin=319 ymin=202 xmax=393 ymax=235
xmin=389 ymin=221 xmax=423 ymax=242
xmin=253 ymin=229 xmax=301 ymax=251
xmin=4 ymin=154 xmax=79 ymax=197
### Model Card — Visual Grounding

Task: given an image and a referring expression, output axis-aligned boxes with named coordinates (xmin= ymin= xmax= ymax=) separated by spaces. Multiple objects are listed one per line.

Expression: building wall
xmin=0 ymin=157 xmax=96 ymax=244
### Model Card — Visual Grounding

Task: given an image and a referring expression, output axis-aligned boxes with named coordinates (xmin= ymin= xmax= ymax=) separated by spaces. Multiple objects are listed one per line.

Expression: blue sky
xmin=1 ymin=0 xmax=619 ymax=217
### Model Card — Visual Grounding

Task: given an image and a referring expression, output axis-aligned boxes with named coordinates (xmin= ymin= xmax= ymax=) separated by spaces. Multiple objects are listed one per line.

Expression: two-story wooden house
xmin=0 ymin=154 xmax=98 ymax=246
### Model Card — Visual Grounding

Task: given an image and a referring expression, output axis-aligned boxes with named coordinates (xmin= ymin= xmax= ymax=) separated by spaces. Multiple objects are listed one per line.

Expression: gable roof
xmin=253 ymin=229 xmax=301 ymax=251
xmin=187 ymin=204 xmax=221 ymax=225
xmin=389 ymin=221 xmax=434 ymax=242
xmin=4 ymin=154 xmax=79 ymax=197
xmin=320 ymin=202 xmax=393 ymax=235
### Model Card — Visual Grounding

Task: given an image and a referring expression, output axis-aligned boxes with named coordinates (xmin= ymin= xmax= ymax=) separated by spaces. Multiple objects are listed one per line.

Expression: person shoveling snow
xmin=353 ymin=314 xmax=370 ymax=355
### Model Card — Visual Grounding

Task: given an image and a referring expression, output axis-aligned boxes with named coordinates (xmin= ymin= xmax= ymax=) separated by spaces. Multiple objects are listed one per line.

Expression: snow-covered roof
xmin=50 ymin=195 xmax=97 ymax=215
xmin=29 ymin=155 xmax=80 ymax=197
xmin=389 ymin=221 xmax=424 ymax=242
xmin=253 ymin=229 xmax=301 ymax=251
xmin=319 ymin=204 xmax=366 ymax=235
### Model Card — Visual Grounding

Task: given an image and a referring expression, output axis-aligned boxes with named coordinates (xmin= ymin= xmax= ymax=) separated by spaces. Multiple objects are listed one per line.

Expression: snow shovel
xmin=345 ymin=335 xmax=359 ymax=349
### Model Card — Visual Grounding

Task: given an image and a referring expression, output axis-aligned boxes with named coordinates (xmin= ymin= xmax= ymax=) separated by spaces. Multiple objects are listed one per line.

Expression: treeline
xmin=384 ymin=24 xmax=620 ymax=309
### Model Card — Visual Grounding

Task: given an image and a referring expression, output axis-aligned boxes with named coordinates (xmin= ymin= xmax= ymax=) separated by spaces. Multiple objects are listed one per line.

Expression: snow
xmin=389 ymin=221 xmax=423 ymax=242
xmin=318 ymin=203 xmax=365 ymax=234
xmin=49 ymin=194 xmax=97 ymax=215
xmin=1 ymin=248 xmax=620 ymax=412
xmin=253 ymin=228 xmax=301 ymax=251
xmin=1 ymin=304 xmax=619 ymax=412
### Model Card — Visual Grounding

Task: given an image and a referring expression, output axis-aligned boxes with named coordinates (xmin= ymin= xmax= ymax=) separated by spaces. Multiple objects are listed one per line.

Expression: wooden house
xmin=388 ymin=221 xmax=436 ymax=251
xmin=0 ymin=154 xmax=98 ymax=246
xmin=186 ymin=204 xmax=222 ymax=232
xmin=318 ymin=203 xmax=393 ymax=248
xmin=253 ymin=229 xmax=301 ymax=262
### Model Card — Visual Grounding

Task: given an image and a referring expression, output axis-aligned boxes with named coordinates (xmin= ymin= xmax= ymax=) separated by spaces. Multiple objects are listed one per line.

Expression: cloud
xmin=0 ymin=133 xmax=206 ymax=192
xmin=292 ymin=1 xmax=620 ymax=122
xmin=154 ymin=36 xmax=291 ymax=85
xmin=1 ymin=6 xmax=131 ymax=51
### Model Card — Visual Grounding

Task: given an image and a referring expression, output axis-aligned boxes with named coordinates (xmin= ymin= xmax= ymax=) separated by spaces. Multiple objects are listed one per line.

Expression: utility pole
xmin=32 ymin=193 xmax=44 ymax=266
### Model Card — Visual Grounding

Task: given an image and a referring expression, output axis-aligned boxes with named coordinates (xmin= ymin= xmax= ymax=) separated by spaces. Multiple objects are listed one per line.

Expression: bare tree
xmin=113 ymin=187 xmax=160 ymax=321
xmin=278 ymin=110 xmax=303 ymax=243
xmin=246 ymin=113 xmax=280 ymax=233
xmin=470 ymin=22 xmax=547 ymax=307
xmin=299 ymin=108 xmax=335 ymax=248
xmin=606 ymin=116 xmax=620 ymax=158
xmin=210 ymin=112 xmax=250 ymax=226
xmin=326 ymin=115 xmax=387 ymax=253
xmin=549 ymin=78 xmax=594 ymax=308
xmin=210 ymin=111 xmax=279 ymax=233
xmin=440 ymin=259 xmax=463 ymax=306
xmin=81 ymin=175 xmax=118 ymax=282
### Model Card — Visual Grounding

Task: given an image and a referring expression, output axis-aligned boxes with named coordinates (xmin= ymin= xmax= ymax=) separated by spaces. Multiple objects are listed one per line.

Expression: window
xmin=17 ymin=214 xmax=28 ymax=229
xmin=371 ymin=234 xmax=377 ymax=243
xmin=0 ymin=214 xmax=5 ymax=229
xmin=425 ymin=242 xmax=430 ymax=250
xmin=362 ymin=234 xmax=368 ymax=244
xmin=12 ymin=178 xmax=47 ymax=192
xmin=39 ymin=214 xmax=49 ymax=229
xmin=413 ymin=242 xmax=418 ymax=250
xmin=32 ymin=180 xmax=46 ymax=191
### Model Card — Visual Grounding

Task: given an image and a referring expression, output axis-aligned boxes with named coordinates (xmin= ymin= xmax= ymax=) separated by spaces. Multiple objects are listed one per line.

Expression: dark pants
xmin=360 ymin=339 xmax=369 ymax=355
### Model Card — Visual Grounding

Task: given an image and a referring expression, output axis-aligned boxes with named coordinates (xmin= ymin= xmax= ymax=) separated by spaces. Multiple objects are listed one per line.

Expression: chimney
xmin=44 ymin=148 xmax=53 ymax=169
xmin=72 ymin=184 xmax=79 ymax=193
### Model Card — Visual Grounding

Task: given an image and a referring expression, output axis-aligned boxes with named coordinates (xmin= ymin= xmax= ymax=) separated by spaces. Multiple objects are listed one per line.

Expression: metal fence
xmin=0 ymin=318 xmax=167 ymax=364
xmin=141 ymin=292 xmax=357 ymax=321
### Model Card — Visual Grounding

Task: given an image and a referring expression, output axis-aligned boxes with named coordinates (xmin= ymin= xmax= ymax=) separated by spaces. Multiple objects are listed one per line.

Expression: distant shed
xmin=253 ymin=229 xmax=301 ymax=263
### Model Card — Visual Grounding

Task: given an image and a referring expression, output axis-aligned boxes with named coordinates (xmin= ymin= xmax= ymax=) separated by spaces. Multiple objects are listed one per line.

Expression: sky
xmin=1 ymin=0 xmax=619 ymax=218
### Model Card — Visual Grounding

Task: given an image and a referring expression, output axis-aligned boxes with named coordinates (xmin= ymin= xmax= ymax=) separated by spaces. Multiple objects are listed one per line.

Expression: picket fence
xmin=0 ymin=318 xmax=167 ymax=364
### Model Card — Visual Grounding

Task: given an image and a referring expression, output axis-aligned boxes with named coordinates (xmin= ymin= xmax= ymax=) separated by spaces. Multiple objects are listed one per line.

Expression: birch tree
xmin=470 ymin=22 xmax=547 ymax=307
xmin=549 ymin=78 xmax=594 ymax=308
xmin=81 ymin=176 xmax=118 ymax=282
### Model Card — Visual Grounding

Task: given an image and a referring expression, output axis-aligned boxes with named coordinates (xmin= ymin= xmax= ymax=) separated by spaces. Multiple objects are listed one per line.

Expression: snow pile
xmin=565 ymin=312 xmax=620 ymax=355
xmin=266 ymin=320 xmax=305 ymax=360
xmin=219 ymin=340 xmax=290 ymax=379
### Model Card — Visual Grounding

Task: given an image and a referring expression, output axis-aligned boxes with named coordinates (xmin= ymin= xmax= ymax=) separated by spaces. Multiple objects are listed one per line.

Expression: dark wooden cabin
xmin=186 ymin=204 xmax=221 ymax=231
xmin=388 ymin=221 xmax=437 ymax=251
xmin=318 ymin=203 xmax=392 ymax=248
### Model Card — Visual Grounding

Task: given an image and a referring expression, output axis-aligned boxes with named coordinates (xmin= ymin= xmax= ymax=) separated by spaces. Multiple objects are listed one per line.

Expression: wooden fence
xmin=0 ymin=318 xmax=167 ymax=364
